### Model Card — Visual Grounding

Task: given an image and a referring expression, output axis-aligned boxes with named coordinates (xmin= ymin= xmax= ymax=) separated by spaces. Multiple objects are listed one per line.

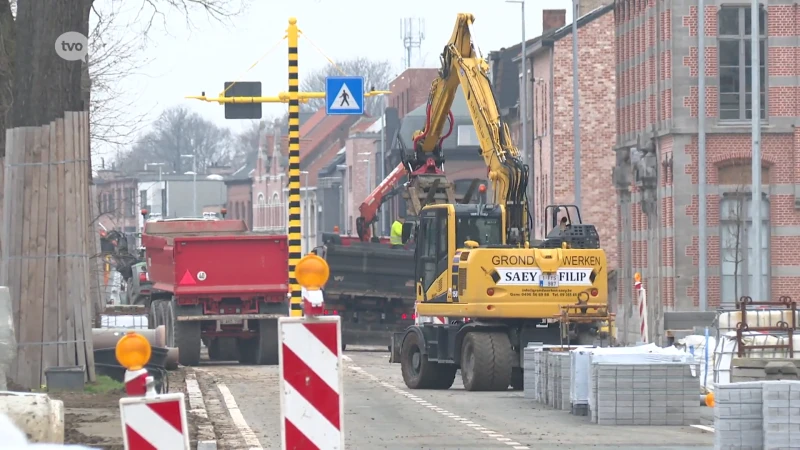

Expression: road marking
xmin=217 ymin=383 xmax=263 ymax=449
xmin=344 ymin=360 xmax=530 ymax=449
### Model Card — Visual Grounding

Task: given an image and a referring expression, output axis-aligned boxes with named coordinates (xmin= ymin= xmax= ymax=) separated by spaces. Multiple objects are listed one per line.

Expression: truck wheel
xmin=460 ymin=332 xmax=513 ymax=392
xmin=239 ymin=319 xmax=279 ymax=365
xmin=208 ymin=338 xmax=239 ymax=362
xmin=510 ymin=368 xmax=524 ymax=391
xmin=168 ymin=302 xmax=201 ymax=366
xmin=236 ymin=338 xmax=255 ymax=364
xmin=431 ymin=365 xmax=458 ymax=389
xmin=400 ymin=331 xmax=439 ymax=389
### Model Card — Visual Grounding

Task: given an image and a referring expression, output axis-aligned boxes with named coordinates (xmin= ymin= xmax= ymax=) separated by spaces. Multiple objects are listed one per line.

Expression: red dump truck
xmin=142 ymin=218 xmax=289 ymax=366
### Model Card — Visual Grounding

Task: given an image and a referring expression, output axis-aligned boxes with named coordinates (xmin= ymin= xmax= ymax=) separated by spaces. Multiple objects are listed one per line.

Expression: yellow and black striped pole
xmin=286 ymin=18 xmax=303 ymax=317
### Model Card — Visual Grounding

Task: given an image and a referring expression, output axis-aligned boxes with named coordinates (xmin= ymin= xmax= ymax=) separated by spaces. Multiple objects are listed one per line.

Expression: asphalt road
xmin=195 ymin=348 xmax=715 ymax=450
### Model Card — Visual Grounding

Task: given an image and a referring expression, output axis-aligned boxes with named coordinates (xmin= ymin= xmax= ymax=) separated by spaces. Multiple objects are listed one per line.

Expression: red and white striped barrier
xmin=636 ymin=278 xmax=648 ymax=343
xmin=120 ymin=393 xmax=190 ymax=450
xmin=279 ymin=316 xmax=344 ymax=450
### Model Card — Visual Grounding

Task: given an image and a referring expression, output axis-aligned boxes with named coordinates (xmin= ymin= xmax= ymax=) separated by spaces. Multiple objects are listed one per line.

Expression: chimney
xmin=543 ymin=9 xmax=566 ymax=33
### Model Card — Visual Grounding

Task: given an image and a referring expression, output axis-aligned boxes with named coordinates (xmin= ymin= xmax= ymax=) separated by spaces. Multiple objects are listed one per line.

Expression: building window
xmin=719 ymin=193 xmax=769 ymax=304
xmin=718 ymin=5 xmax=766 ymax=121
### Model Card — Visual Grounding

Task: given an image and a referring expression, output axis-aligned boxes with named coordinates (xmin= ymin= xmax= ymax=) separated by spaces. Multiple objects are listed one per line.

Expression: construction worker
xmin=390 ymin=217 xmax=405 ymax=249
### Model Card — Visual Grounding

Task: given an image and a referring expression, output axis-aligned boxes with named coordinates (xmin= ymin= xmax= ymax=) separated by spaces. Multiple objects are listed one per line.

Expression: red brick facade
xmin=388 ymin=68 xmax=438 ymax=120
xmin=95 ymin=171 xmax=139 ymax=232
xmin=614 ymin=0 xmax=800 ymax=342
xmin=521 ymin=8 xmax=619 ymax=268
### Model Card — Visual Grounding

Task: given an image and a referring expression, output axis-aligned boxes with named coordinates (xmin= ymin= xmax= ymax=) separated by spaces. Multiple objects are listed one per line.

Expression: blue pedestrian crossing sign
xmin=326 ymin=76 xmax=365 ymax=115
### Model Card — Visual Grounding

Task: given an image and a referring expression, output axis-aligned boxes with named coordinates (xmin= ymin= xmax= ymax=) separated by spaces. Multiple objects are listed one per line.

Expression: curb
xmin=185 ymin=370 xmax=218 ymax=450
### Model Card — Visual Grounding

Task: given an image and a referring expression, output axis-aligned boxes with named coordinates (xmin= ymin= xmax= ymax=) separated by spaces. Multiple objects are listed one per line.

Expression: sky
xmin=92 ymin=0 xmax=574 ymax=164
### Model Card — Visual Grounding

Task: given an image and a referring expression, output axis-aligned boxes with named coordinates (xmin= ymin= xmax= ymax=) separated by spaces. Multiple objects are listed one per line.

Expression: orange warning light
xmin=478 ymin=184 xmax=487 ymax=193
xmin=705 ymin=392 xmax=714 ymax=407
xmin=296 ymin=254 xmax=330 ymax=290
xmin=116 ymin=331 xmax=152 ymax=371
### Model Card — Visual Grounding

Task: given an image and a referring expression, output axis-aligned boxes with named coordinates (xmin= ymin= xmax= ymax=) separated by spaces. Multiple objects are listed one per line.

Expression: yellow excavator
xmin=390 ymin=13 xmax=612 ymax=392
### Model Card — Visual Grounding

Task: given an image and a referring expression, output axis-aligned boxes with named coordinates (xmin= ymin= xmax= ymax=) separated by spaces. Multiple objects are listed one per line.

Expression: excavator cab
xmin=542 ymin=204 xmax=600 ymax=249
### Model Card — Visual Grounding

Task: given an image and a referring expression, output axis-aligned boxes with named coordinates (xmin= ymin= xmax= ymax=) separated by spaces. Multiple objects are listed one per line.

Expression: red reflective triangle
xmin=179 ymin=270 xmax=196 ymax=285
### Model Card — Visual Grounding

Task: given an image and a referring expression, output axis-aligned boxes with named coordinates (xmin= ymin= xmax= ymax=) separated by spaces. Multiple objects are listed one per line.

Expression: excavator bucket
xmin=403 ymin=174 xmax=456 ymax=216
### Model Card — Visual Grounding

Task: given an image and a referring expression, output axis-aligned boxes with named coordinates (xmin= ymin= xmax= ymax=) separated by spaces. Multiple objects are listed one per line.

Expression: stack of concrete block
xmin=590 ymin=362 xmax=700 ymax=426
xmin=522 ymin=346 xmax=540 ymax=400
xmin=761 ymin=381 xmax=800 ymax=449
xmin=545 ymin=352 xmax=569 ymax=410
xmin=556 ymin=353 xmax=571 ymax=411
xmin=713 ymin=382 xmax=764 ymax=449
xmin=544 ymin=352 xmax=571 ymax=410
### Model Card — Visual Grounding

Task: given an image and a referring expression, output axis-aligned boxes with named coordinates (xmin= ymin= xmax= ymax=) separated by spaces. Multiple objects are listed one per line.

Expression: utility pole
xmin=697 ymin=0 xmax=708 ymax=311
xmin=180 ymin=154 xmax=197 ymax=217
xmin=506 ymin=0 xmax=529 ymax=200
xmin=379 ymin=93 xmax=386 ymax=236
xmin=750 ymin=0 xmax=763 ymax=300
xmin=187 ymin=18 xmax=390 ymax=316
xmin=572 ymin=0 xmax=582 ymax=209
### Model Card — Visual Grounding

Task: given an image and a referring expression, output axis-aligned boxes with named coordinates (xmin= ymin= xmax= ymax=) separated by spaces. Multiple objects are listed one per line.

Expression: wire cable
xmin=221 ymin=36 xmax=288 ymax=97
xmin=300 ymin=32 xmax=347 ymax=76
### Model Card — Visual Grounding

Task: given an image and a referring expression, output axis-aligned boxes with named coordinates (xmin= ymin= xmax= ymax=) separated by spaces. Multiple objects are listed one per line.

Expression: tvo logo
xmin=55 ymin=31 xmax=88 ymax=62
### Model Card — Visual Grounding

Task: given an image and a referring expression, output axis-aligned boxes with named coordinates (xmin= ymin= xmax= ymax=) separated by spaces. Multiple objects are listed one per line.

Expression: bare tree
xmin=300 ymin=57 xmax=395 ymax=116
xmin=115 ymin=105 xmax=234 ymax=174
xmin=720 ymin=161 xmax=751 ymax=304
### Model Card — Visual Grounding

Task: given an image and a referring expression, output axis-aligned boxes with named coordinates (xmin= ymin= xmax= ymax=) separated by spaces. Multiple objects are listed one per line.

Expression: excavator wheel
xmin=168 ymin=301 xmax=201 ymax=366
xmin=460 ymin=331 xmax=513 ymax=392
xmin=400 ymin=331 xmax=440 ymax=389
xmin=238 ymin=319 xmax=279 ymax=365
xmin=431 ymin=365 xmax=458 ymax=390
xmin=510 ymin=368 xmax=524 ymax=391
xmin=208 ymin=337 xmax=240 ymax=362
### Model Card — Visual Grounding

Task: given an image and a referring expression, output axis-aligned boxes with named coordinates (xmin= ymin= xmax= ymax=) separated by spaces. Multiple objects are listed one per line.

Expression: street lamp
xmin=144 ymin=162 xmax=167 ymax=218
xmin=300 ymin=170 xmax=310 ymax=252
xmin=506 ymin=0 xmax=529 ymax=188
xmin=180 ymin=154 xmax=197 ymax=217
xmin=144 ymin=162 xmax=165 ymax=182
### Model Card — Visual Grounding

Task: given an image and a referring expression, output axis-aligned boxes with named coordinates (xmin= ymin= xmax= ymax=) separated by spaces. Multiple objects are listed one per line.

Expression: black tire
xmin=236 ymin=338 xmax=255 ymax=364
xmin=341 ymin=342 xmax=347 ymax=352
xmin=510 ymin=367 xmax=524 ymax=391
xmin=400 ymin=332 xmax=439 ymax=389
xmin=208 ymin=337 xmax=239 ymax=362
xmin=460 ymin=332 xmax=513 ymax=392
xmin=236 ymin=320 xmax=278 ymax=366
xmin=168 ymin=301 xmax=201 ymax=366
xmin=431 ymin=365 xmax=458 ymax=389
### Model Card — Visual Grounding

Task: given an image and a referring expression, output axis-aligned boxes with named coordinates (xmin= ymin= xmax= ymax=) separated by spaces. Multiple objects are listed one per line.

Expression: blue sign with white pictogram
xmin=325 ymin=76 xmax=364 ymax=115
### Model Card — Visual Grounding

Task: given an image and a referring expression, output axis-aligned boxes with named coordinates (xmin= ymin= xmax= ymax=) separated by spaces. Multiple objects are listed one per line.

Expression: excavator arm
xmin=412 ymin=13 xmax=531 ymax=244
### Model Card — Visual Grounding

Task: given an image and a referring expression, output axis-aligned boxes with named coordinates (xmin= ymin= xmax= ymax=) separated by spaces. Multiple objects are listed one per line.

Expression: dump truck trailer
xmin=142 ymin=218 xmax=289 ymax=366
xmin=316 ymin=234 xmax=415 ymax=350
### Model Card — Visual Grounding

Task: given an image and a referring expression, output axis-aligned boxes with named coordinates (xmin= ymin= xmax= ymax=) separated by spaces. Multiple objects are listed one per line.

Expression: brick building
xmin=95 ymin=170 xmax=139 ymax=233
xmin=388 ymin=68 xmax=438 ymax=120
xmin=225 ymin=157 xmax=255 ymax=228
xmin=343 ymin=117 xmax=381 ymax=235
xmin=612 ymin=0 xmax=800 ymax=343
xmin=508 ymin=4 xmax=618 ymax=268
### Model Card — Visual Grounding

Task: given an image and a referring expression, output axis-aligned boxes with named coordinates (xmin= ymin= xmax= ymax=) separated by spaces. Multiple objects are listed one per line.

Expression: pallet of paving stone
xmin=592 ymin=362 xmax=701 ymax=426
xmin=713 ymin=381 xmax=764 ymax=450
xmin=522 ymin=345 xmax=540 ymax=400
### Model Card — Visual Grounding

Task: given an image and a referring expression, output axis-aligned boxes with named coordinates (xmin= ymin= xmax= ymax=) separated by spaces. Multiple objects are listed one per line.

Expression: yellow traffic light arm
xmin=186 ymin=89 xmax=391 ymax=105
xmin=415 ymin=13 xmax=530 ymax=244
